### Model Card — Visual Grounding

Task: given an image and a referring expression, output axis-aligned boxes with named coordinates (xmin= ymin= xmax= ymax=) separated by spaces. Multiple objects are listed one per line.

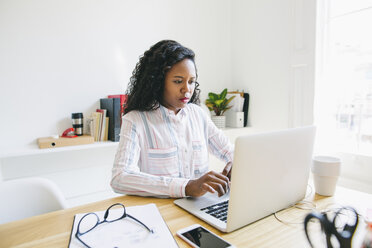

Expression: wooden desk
xmin=0 ymin=186 xmax=371 ymax=248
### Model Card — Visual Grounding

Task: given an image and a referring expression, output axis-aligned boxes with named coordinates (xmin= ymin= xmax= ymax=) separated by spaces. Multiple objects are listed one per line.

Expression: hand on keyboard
xmin=222 ymin=162 xmax=233 ymax=180
xmin=185 ymin=171 xmax=230 ymax=197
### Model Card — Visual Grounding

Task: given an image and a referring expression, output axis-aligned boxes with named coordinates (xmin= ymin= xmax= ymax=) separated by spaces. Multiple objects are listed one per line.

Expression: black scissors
xmin=304 ymin=206 xmax=359 ymax=248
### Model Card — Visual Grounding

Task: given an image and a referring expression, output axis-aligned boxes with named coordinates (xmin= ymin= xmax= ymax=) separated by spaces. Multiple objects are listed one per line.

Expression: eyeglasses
xmin=75 ymin=203 xmax=153 ymax=248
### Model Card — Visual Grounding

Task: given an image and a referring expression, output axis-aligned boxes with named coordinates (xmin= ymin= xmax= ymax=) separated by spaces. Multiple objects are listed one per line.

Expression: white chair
xmin=0 ymin=177 xmax=68 ymax=224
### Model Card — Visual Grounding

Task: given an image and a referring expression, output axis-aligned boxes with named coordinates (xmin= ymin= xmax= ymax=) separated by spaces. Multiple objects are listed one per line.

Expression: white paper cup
xmin=311 ymin=156 xmax=341 ymax=196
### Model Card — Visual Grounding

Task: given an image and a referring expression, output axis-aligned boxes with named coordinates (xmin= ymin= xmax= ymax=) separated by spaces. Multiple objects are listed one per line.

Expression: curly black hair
xmin=124 ymin=40 xmax=200 ymax=114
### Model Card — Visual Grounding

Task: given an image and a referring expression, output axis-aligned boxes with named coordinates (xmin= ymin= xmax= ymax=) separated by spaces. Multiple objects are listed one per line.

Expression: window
xmin=315 ymin=0 xmax=372 ymax=156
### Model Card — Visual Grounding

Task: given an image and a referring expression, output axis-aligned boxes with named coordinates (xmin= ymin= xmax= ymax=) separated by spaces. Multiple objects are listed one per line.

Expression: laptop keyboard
xmin=200 ymin=200 xmax=229 ymax=223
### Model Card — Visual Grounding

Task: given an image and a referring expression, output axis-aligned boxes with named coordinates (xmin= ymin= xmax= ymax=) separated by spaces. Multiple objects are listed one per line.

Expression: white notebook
xmin=68 ymin=203 xmax=177 ymax=248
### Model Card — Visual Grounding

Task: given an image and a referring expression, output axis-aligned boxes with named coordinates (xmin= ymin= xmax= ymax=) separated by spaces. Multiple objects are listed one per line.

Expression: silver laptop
xmin=174 ymin=126 xmax=316 ymax=232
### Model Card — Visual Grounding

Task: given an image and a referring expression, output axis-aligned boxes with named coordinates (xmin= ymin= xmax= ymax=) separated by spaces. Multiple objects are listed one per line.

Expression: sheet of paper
xmin=69 ymin=203 xmax=178 ymax=248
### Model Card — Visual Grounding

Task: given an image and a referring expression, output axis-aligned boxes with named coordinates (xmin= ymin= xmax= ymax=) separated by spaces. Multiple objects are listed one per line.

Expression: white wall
xmin=230 ymin=0 xmax=316 ymax=129
xmin=0 ymin=0 xmax=232 ymax=149
xmin=0 ymin=0 xmax=317 ymax=148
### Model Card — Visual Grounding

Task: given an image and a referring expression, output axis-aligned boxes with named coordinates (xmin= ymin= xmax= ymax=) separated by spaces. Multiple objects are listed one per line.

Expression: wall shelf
xmin=0 ymin=127 xmax=262 ymax=160
xmin=0 ymin=127 xmax=261 ymax=159
xmin=0 ymin=141 xmax=119 ymax=159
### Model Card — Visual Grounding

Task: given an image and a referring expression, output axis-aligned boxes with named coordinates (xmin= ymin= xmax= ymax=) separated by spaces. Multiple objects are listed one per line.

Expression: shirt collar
xmin=159 ymin=104 xmax=188 ymax=119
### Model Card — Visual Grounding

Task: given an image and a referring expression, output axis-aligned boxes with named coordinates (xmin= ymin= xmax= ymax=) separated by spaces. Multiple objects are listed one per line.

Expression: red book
xmin=108 ymin=94 xmax=128 ymax=117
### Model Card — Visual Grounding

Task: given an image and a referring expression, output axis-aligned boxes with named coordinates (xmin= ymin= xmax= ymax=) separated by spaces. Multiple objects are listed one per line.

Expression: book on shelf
xmin=104 ymin=117 xmax=109 ymax=141
xmin=108 ymin=94 xmax=128 ymax=118
xmin=91 ymin=112 xmax=101 ymax=142
xmin=243 ymin=92 xmax=249 ymax=127
xmin=86 ymin=111 xmax=109 ymax=142
xmin=100 ymin=97 xmax=121 ymax=142
xmin=96 ymin=109 xmax=107 ymax=141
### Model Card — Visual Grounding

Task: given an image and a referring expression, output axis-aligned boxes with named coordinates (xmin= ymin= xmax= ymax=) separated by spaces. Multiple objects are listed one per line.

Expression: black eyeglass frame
xmin=75 ymin=203 xmax=153 ymax=248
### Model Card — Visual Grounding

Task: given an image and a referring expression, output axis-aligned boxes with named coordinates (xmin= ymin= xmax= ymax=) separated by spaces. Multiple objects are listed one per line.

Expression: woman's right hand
xmin=185 ymin=171 xmax=230 ymax=197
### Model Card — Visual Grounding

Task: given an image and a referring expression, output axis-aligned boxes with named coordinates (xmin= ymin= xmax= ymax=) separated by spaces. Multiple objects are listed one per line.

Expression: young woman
xmin=111 ymin=40 xmax=233 ymax=198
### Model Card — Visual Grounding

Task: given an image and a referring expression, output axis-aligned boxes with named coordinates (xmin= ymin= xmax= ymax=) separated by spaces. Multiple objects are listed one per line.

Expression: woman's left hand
xmin=222 ymin=162 xmax=232 ymax=180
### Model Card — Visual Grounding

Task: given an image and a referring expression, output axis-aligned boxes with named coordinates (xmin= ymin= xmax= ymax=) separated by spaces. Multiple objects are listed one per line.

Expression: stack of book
xmin=86 ymin=94 xmax=127 ymax=142
xmin=107 ymin=94 xmax=128 ymax=122
xmin=98 ymin=94 xmax=127 ymax=142
xmin=87 ymin=109 xmax=109 ymax=142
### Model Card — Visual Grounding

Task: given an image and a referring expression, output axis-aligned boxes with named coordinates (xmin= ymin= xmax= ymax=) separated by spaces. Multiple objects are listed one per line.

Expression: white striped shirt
xmin=111 ymin=103 xmax=234 ymax=198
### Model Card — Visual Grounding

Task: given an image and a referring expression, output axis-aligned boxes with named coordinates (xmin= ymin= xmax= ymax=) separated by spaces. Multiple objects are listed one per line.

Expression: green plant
xmin=205 ymin=88 xmax=235 ymax=116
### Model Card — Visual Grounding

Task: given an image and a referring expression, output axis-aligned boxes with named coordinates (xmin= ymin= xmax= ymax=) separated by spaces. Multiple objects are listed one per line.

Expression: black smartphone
xmin=176 ymin=224 xmax=235 ymax=248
